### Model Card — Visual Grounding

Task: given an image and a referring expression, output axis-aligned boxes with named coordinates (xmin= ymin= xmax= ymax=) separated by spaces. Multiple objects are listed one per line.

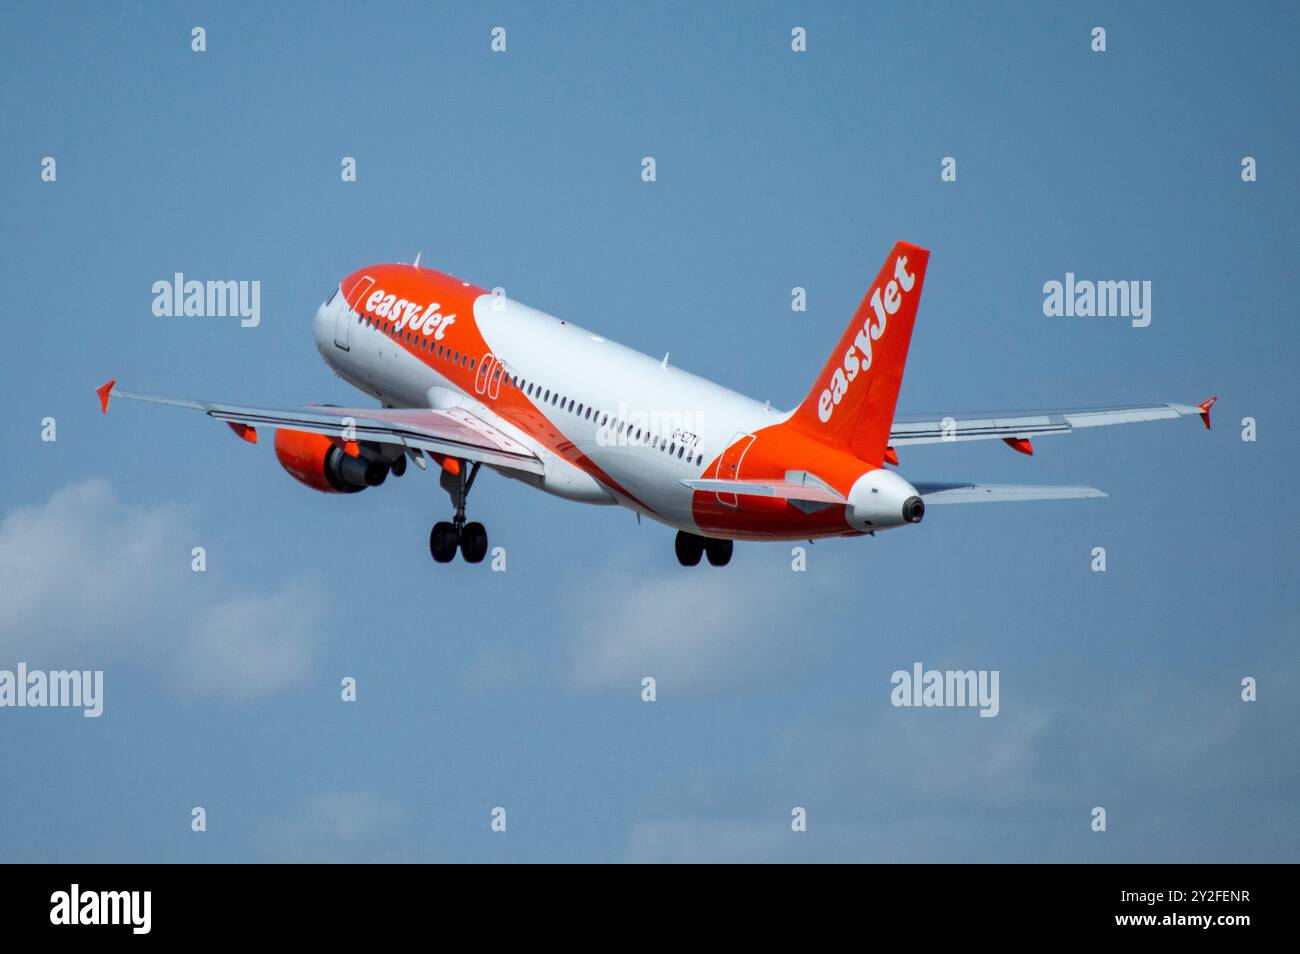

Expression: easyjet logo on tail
xmin=817 ymin=255 xmax=916 ymax=423
xmin=363 ymin=288 xmax=457 ymax=340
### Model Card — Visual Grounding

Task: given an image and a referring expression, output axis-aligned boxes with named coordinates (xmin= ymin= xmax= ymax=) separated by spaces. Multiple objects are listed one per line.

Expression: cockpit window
xmin=326 ymin=287 xmax=339 ymax=306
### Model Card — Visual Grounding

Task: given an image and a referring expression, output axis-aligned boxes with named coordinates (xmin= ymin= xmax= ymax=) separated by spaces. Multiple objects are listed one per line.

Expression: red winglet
xmin=883 ymin=446 xmax=899 ymax=466
xmin=227 ymin=422 xmax=258 ymax=444
xmin=1002 ymin=436 xmax=1034 ymax=456
xmin=96 ymin=379 xmax=116 ymax=414
xmin=1197 ymin=396 xmax=1217 ymax=430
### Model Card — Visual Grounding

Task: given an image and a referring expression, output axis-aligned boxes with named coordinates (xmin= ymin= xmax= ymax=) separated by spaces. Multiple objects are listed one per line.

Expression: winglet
xmin=96 ymin=379 xmax=116 ymax=414
xmin=1197 ymin=396 xmax=1217 ymax=430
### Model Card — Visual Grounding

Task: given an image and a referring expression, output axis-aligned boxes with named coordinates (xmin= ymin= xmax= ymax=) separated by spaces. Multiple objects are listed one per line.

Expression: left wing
xmin=97 ymin=381 xmax=544 ymax=475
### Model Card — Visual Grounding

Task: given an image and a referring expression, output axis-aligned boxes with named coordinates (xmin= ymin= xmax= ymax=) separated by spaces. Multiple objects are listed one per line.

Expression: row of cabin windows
xmin=351 ymin=306 xmax=704 ymax=468
xmin=504 ymin=373 xmax=705 ymax=468
xmin=356 ymin=311 xmax=474 ymax=371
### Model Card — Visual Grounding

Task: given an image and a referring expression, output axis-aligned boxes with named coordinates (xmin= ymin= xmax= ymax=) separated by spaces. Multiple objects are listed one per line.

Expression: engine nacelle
xmin=846 ymin=468 xmax=925 ymax=532
xmin=273 ymin=429 xmax=389 ymax=494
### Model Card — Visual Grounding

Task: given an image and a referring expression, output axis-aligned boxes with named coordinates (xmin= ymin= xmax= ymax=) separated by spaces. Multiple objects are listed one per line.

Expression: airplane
xmin=97 ymin=241 xmax=1215 ymax=567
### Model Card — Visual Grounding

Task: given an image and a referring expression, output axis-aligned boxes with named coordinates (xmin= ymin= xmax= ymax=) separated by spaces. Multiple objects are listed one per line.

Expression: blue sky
xmin=1 ymin=1 xmax=1296 ymax=862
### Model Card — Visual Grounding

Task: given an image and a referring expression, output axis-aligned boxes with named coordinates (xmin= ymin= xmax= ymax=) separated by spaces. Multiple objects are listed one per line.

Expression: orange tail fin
xmin=789 ymin=241 xmax=929 ymax=465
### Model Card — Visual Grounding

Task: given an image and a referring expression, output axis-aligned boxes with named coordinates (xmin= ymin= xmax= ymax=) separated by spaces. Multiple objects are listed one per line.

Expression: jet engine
xmin=273 ymin=429 xmax=390 ymax=493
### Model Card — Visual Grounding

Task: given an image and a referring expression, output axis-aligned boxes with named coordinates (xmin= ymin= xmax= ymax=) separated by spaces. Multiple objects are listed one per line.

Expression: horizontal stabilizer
xmin=680 ymin=476 xmax=846 ymax=505
xmin=913 ymin=482 xmax=1107 ymax=504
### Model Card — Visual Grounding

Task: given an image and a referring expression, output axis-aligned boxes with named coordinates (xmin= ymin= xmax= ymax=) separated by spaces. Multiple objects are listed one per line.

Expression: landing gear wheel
xmin=459 ymin=521 xmax=488 ymax=564
xmin=390 ymin=453 xmax=407 ymax=478
xmin=674 ymin=531 xmax=704 ymax=566
xmin=704 ymin=537 xmax=733 ymax=567
xmin=429 ymin=521 xmax=458 ymax=563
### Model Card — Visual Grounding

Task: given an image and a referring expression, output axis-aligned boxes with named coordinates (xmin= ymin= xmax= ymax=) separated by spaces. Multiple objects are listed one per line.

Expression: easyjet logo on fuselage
xmin=363 ymin=288 xmax=457 ymax=340
xmin=817 ymin=254 xmax=916 ymax=423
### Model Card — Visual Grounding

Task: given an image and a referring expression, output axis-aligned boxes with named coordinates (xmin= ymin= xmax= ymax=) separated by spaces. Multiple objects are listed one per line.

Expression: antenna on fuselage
xmin=413 ymin=252 xmax=422 ymax=269
xmin=661 ymin=352 xmax=670 ymax=370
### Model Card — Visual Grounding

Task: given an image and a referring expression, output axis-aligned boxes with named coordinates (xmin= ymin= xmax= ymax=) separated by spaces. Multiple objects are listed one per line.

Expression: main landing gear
xmin=429 ymin=460 xmax=489 ymax=564
xmin=675 ymin=530 xmax=732 ymax=567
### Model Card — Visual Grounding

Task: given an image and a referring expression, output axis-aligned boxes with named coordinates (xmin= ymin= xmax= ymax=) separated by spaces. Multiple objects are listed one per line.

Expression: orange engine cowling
xmin=273 ymin=429 xmax=389 ymax=494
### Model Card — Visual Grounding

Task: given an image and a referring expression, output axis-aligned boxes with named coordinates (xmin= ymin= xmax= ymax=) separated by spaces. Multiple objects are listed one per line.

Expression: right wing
xmin=889 ymin=398 xmax=1215 ymax=448
xmin=99 ymin=381 xmax=544 ymax=475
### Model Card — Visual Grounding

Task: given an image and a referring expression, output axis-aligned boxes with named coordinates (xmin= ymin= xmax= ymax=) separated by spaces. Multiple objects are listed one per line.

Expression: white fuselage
xmin=313 ymin=289 xmax=786 ymax=531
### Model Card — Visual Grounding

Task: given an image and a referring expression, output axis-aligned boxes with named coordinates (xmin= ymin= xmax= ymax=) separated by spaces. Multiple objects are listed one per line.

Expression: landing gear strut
xmin=675 ymin=531 xmax=732 ymax=567
xmin=428 ymin=461 xmax=489 ymax=564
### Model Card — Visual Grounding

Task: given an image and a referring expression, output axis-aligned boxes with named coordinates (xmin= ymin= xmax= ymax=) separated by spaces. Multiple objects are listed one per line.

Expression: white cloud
xmin=252 ymin=791 xmax=412 ymax=863
xmin=620 ymin=650 xmax=1300 ymax=861
xmin=568 ymin=562 xmax=841 ymax=691
xmin=0 ymin=479 xmax=325 ymax=699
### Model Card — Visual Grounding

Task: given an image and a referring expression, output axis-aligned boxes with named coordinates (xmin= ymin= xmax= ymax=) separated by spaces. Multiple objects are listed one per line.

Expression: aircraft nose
xmin=313 ymin=300 xmax=330 ymax=344
xmin=313 ymin=288 xmax=340 ymax=351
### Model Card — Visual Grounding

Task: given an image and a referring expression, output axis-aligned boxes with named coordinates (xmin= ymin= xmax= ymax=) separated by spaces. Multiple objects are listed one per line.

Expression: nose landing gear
xmin=427 ymin=460 xmax=490 ymax=564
